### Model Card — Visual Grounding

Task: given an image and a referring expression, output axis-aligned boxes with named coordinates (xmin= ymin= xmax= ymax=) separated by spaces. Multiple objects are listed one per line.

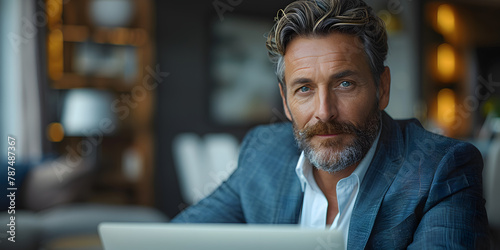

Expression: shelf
xmin=46 ymin=0 xmax=156 ymax=207
xmin=51 ymin=73 xmax=139 ymax=92
xmin=62 ymin=25 xmax=149 ymax=46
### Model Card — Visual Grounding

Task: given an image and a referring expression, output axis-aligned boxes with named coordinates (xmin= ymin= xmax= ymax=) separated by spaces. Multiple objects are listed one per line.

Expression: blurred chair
xmin=22 ymin=155 xmax=95 ymax=211
xmin=173 ymin=133 xmax=240 ymax=205
xmin=39 ymin=203 xmax=168 ymax=249
xmin=485 ymin=133 xmax=500 ymax=229
xmin=484 ymin=117 xmax=500 ymax=248
xmin=0 ymin=155 xmax=169 ymax=250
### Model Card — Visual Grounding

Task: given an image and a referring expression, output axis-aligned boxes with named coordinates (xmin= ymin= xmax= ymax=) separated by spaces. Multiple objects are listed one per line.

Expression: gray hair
xmin=266 ymin=0 xmax=388 ymax=90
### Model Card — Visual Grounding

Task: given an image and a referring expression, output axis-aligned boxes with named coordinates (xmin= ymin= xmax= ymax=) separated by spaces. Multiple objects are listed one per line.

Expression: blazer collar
xmin=273 ymin=150 xmax=304 ymax=224
xmin=348 ymin=111 xmax=405 ymax=249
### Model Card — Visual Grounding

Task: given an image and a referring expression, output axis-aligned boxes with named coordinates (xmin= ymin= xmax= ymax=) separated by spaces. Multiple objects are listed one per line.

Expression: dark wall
xmin=154 ymin=0 xmax=291 ymax=218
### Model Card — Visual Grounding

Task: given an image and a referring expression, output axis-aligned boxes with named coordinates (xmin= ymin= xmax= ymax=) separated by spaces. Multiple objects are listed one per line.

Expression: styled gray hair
xmin=266 ymin=0 xmax=388 ymax=90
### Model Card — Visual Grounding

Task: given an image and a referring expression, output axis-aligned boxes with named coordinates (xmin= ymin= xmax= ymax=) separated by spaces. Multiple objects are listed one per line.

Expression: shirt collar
xmin=295 ymin=127 xmax=382 ymax=192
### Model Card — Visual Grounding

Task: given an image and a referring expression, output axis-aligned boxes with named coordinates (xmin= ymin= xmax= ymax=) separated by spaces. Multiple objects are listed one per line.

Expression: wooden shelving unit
xmin=46 ymin=0 xmax=156 ymax=206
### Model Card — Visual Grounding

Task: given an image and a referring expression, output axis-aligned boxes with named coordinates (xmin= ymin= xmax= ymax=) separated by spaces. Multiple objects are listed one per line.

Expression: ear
xmin=378 ymin=66 xmax=391 ymax=111
xmin=279 ymin=83 xmax=292 ymax=121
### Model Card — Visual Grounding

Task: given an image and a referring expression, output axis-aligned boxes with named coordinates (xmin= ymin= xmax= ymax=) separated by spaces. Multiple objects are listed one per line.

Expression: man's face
xmin=280 ymin=33 xmax=390 ymax=173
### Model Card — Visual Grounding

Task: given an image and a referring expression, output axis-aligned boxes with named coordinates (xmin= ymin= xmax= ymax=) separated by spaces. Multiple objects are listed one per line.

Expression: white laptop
xmin=98 ymin=223 xmax=345 ymax=250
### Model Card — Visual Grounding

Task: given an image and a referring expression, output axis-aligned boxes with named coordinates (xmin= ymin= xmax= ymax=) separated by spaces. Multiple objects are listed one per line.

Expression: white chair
xmin=173 ymin=133 xmax=240 ymax=205
xmin=485 ymin=134 xmax=500 ymax=229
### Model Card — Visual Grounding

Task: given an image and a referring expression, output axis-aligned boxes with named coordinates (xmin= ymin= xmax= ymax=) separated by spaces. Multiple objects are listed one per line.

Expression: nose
xmin=314 ymin=87 xmax=337 ymax=122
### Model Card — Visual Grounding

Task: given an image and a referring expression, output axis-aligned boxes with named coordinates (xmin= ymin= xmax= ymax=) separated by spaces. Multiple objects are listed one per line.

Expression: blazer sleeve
xmin=170 ymin=128 xmax=260 ymax=223
xmin=408 ymin=142 xmax=490 ymax=249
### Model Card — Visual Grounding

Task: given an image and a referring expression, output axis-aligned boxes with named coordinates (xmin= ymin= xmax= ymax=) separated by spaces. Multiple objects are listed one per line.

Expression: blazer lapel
xmin=348 ymin=112 xmax=405 ymax=249
xmin=273 ymin=151 xmax=303 ymax=224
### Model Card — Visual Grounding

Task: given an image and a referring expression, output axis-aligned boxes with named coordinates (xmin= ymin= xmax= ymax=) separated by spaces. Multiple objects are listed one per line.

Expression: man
xmin=173 ymin=0 xmax=490 ymax=248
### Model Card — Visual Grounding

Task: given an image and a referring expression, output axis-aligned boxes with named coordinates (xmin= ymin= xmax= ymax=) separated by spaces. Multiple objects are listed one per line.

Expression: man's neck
xmin=312 ymin=163 xmax=358 ymax=225
xmin=313 ymin=163 xmax=358 ymax=196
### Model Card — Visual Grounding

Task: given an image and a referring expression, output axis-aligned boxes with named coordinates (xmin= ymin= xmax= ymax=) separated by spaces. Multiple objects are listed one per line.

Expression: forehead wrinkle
xmin=290 ymin=51 xmax=348 ymax=63
xmin=289 ymin=67 xmax=313 ymax=81
xmin=289 ymin=60 xmax=355 ymax=81
xmin=293 ymin=66 xmax=312 ymax=72
xmin=289 ymin=58 xmax=351 ymax=76
xmin=288 ymin=54 xmax=351 ymax=74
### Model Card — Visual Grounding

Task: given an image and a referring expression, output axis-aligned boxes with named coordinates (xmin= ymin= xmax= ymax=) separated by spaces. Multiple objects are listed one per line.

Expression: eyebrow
xmin=331 ymin=70 xmax=356 ymax=80
xmin=289 ymin=70 xmax=358 ymax=87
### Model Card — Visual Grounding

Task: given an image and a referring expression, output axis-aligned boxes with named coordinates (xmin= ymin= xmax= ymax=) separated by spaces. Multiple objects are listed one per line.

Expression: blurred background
xmin=0 ymin=0 xmax=499 ymax=249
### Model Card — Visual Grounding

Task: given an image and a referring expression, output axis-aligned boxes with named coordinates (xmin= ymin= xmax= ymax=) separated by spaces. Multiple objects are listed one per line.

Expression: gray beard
xmin=293 ymin=111 xmax=380 ymax=173
xmin=301 ymin=140 xmax=365 ymax=173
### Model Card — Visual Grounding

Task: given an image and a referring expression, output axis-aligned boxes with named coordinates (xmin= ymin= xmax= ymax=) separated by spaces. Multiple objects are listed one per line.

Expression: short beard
xmin=293 ymin=109 xmax=381 ymax=173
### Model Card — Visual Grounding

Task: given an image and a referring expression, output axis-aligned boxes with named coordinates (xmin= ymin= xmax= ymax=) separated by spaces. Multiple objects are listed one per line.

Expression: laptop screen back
xmin=98 ymin=223 xmax=345 ymax=250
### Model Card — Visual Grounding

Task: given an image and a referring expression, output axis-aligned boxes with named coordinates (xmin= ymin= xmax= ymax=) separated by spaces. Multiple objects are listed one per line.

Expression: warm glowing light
xmin=47 ymin=122 xmax=65 ymax=142
xmin=437 ymin=4 xmax=455 ymax=35
xmin=47 ymin=29 xmax=64 ymax=81
xmin=437 ymin=88 xmax=456 ymax=127
xmin=437 ymin=43 xmax=455 ymax=82
xmin=46 ymin=0 xmax=63 ymax=29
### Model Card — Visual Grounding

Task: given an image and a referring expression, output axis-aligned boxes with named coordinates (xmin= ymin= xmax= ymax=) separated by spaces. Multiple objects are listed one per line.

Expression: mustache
xmin=298 ymin=120 xmax=359 ymax=139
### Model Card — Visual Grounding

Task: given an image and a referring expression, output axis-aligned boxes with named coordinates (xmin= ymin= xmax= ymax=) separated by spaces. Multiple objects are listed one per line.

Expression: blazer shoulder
xmin=241 ymin=122 xmax=298 ymax=154
xmin=246 ymin=122 xmax=295 ymax=141
xmin=396 ymin=118 xmax=480 ymax=157
xmin=237 ymin=121 xmax=300 ymax=179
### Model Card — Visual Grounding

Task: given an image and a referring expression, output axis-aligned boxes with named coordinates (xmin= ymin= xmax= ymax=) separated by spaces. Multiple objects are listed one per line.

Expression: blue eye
xmin=299 ymin=86 xmax=310 ymax=92
xmin=340 ymin=81 xmax=352 ymax=88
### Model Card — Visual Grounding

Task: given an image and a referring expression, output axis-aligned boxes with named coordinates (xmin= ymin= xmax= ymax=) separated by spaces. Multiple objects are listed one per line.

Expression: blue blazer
xmin=172 ymin=112 xmax=490 ymax=249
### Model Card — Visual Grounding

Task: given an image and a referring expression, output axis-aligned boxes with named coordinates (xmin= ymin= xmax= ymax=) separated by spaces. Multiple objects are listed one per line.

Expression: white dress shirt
xmin=295 ymin=131 xmax=381 ymax=246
